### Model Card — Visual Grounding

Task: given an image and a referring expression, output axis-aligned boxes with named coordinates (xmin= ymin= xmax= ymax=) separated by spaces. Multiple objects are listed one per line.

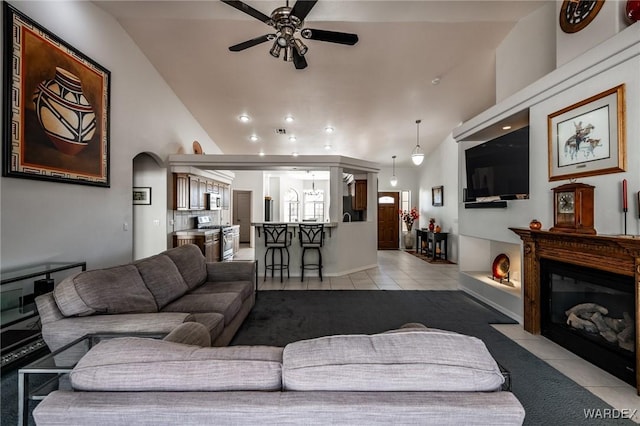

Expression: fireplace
xmin=541 ymin=259 xmax=635 ymax=385
xmin=510 ymin=228 xmax=640 ymax=394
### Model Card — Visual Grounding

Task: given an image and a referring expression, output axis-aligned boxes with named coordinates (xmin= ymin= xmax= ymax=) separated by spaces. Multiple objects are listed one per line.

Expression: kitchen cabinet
xmin=173 ymin=173 xmax=228 ymax=211
xmin=173 ymin=231 xmax=220 ymax=262
xmin=353 ymin=179 xmax=367 ymax=211
xmin=173 ymin=174 xmax=190 ymax=210
xmin=189 ymin=176 xmax=207 ymax=210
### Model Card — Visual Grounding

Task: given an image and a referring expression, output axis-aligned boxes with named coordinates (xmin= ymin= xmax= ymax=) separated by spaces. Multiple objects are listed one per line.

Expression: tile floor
xmin=236 ymin=244 xmax=640 ymax=422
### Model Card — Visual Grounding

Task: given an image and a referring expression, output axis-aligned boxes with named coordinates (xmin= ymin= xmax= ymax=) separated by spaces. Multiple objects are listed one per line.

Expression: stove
xmin=195 ymin=217 xmax=233 ymax=260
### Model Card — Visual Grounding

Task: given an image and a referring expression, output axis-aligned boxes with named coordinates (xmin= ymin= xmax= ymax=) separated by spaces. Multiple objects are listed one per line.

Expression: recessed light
xmin=239 ymin=114 xmax=250 ymax=122
xmin=259 ymin=151 xmax=265 ymax=156
xmin=249 ymin=134 xmax=259 ymax=142
xmin=325 ymin=126 xmax=334 ymax=134
xmin=324 ymin=144 xmax=331 ymax=150
xmin=431 ymin=77 xmax=441 ymax=85
xmin=502 ymin=125 xmax=512 ymax=130
xmin=289 ymin=136 xmax=297 ymax=142
xmin=285 ymin=115 xmax=294 ymax=123
xmin=292 ymin=152 xmax=298 ymax=157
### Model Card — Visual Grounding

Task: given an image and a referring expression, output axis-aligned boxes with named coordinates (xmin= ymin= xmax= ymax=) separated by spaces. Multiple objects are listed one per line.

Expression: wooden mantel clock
xmin=550 ymin=182 xmax=596 ymax=234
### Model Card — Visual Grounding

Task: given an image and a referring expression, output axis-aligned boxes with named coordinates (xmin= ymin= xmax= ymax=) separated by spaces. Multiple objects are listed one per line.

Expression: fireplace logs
xmin=566 ymin=303 xmax=634 ymax=351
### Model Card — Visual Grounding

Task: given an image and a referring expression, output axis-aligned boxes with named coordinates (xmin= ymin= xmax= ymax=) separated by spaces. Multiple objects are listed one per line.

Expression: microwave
xmin=206 ymin=193 xmax=222 ymax=210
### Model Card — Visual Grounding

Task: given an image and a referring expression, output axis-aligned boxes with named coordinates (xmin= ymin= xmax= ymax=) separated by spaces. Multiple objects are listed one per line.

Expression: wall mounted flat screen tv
xmin=464 ymin=126 xmax=529 ymax=202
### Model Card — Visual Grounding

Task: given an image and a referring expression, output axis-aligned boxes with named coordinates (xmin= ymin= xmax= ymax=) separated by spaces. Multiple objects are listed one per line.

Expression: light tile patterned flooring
xmin=236 ymin=244 xmax=640 ymax=421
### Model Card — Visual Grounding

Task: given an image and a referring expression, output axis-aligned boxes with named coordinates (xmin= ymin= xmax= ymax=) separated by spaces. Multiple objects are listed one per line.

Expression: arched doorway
xmin=132 ymin=152 xmax=167 ymax=260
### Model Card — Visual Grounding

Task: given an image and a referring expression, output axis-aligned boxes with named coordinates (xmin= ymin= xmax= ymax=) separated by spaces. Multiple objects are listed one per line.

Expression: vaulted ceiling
xmin=96 ymin=1 xmax=548 ymax=166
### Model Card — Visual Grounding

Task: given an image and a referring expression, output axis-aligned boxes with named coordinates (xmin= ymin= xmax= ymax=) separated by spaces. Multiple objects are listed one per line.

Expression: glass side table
xmin=18 ymin=332 xmax=165 ymax=426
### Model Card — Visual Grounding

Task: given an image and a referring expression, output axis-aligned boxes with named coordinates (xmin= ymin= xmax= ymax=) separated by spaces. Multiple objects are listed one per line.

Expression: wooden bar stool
xmin=299 ymin=223 xmax=325 ymax=281
xmin=263 ymin=224 xmax=292 ymax=282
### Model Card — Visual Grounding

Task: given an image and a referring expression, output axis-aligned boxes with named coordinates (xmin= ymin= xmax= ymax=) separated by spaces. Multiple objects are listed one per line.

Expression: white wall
xmin=556 ymin=0 xmax=630 ymax=66
xmin=496 ymin=2 xmax=556 ymax=102
xmin=1 ymin=1 xmax=220 ymax=269
xmin=417 ymin=134 xmax=459 ymax=263
xmin=132 ymin=154 xmax=167 ymax=260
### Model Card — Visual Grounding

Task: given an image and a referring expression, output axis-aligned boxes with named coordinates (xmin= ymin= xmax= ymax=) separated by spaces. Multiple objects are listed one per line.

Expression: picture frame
xmin=2 ymin=3 xmax=110 ymax=187
xmin=547 ymin=84 xmax=625 ymax=181
xmin=432 ymin=185 xmax=443 ymax=207
xmin=133 ymin=187 xmax=152 ymax=205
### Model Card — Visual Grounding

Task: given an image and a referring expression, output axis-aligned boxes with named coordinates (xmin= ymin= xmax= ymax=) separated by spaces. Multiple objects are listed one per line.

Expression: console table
xmin=1 ymin=262 xmax=86 ymax=370
xmin=416 ymin=230 xmax=448 ymax=261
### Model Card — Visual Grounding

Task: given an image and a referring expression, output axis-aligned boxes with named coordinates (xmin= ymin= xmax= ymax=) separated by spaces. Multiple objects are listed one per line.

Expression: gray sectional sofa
xmin=35 ymin=244 xmax=256 ymax=352
xmin=33 ymin=323 xmax=526 ymax=425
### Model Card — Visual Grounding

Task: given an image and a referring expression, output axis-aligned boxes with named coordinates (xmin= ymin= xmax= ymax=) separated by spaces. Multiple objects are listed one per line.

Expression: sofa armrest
xmin=35 ymin=292 xmax=65 ymax=324
xmin=163 ymin=322 xmax=211 ymax=346
xmin=205 ymin=260 xmax=257 ymax=283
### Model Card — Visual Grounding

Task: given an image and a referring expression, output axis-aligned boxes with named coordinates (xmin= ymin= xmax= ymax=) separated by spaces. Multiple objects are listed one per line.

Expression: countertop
xmin=251 ymin=222 xmax=338 ymax=228
xmin=173 ymin=224 xmax=240 ymax=236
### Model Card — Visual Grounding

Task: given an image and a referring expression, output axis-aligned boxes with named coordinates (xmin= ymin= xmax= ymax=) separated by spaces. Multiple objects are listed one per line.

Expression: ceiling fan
xmin=221 ymin=0 xmax=359 ymax=70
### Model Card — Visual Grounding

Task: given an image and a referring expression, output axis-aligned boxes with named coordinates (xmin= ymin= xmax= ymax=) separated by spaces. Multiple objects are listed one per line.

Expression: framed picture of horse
xmin=547 ymin=84 xmax=625 ymax=181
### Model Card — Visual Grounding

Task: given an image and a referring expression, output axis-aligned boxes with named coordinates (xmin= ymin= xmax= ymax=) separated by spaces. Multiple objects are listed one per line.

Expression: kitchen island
xmin=251 ymin=221 xmax=377 ymax=279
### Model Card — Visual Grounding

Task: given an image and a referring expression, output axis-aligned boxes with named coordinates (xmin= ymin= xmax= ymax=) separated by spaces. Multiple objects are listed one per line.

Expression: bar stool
xmin=263 ymin=224 xmax=292 ymax=282
xmin=299 ymin=223 xmax=325 ymax=281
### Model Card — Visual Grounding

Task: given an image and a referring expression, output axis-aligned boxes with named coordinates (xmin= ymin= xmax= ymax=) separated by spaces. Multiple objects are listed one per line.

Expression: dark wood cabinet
xmin=173 ymin=173 xmax=228 ymax=211
xmin=173 ymin=232 xmax=220 ymax=262
xmin=173 ymin=174 xmax=189 ymax=210
xmin=353 ymin=179 xmax=367 ymax=210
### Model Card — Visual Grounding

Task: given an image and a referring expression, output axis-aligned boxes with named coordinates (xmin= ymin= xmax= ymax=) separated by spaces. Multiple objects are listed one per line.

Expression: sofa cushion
xmin=136 ymin=254 xmax=189 ymax=309
xmin=163 ymin=244 xmax=207 ymax=290
xmin=162 ymin=293 xmax=242 ymax=326
xmin=282 ymin=329 xmax=505 ymax=392
xmin=189 ymin=280 xmax=253 ymax=301
xmin=54 ymin=265 xmax=157 ymax=317
xmin=70 ymin=337 xmax=283 ymax=391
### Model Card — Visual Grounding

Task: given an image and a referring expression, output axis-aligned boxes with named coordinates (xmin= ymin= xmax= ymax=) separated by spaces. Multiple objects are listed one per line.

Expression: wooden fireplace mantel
xmin=510 ymin=228 xmax=640 ymax=393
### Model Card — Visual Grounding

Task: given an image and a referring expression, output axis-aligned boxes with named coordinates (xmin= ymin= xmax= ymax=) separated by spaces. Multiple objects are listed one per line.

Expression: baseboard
xmin=459 ymin=286 xmax=523 ymax=324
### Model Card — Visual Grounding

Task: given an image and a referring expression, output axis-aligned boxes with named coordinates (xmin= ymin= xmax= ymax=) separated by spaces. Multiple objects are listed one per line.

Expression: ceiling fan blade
xmin=220 ymin=0 xmax=271 ymax=23
xmin=301 ymin=28 xmax=358 ymax=45
xmin=229 ymin=34 xmax=273 ymax=52
xmin=292 ymin=49 xmax=308 ymax=70
xmin=290 ymin=0 xmax=318 ymax=21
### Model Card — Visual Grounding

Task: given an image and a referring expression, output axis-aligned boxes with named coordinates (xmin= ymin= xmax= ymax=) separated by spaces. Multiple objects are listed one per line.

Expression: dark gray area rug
xmin=1 ymin=290 xmax=632 ymax=425
xmin=232 ymin=290 xmax=632 ymax=426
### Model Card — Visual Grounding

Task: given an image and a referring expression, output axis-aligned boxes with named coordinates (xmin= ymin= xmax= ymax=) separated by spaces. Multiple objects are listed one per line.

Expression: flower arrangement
xmin=399 ymin=207 xmax=419 ymax=230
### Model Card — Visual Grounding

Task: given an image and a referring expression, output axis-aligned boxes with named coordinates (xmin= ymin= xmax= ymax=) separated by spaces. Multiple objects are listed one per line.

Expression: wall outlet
xmin=153 ymin=220 xmax=160 ymax=226
xmin=123 ymin=222 xmax=129 ymax=231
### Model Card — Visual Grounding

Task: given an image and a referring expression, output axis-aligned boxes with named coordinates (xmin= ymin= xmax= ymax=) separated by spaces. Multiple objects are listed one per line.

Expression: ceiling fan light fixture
xmin=269 ymin=41 xmax=281 ymax=58
xmin=293 ymin=38 xmax=308 ymax=55
xmin=390 ymin=155 xmax=398 ymax=187
xmin=411 ymin=119 xmax=425 ymax=166
xmin=283 ymin=45 xmax=294 ymax=62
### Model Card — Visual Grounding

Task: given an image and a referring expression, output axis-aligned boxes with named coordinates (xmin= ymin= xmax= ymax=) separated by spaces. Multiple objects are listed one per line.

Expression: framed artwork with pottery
xmin=2 ymin=3 xmax=110 ymax=187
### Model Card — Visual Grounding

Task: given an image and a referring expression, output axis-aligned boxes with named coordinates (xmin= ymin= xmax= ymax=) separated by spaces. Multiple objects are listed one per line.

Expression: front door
xmin=233 ymin=190 xmax=252 ymax=243
xmin=377 ymin=192 xmax=399 ymax=249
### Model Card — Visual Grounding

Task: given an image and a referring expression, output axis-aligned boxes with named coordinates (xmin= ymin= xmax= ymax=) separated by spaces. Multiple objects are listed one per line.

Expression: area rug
xmin=232 ymin=290 xmax=631 ymax=426
xmin=407 ymin=249 xmax=456 ymax=264
xmin=2 ymin=290 xmax=630 ymax=426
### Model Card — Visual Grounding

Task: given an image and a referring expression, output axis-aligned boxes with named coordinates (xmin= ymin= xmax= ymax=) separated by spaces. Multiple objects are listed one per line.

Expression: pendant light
xmin=411 ymin=119 xmax=424 ymax=166
xmin=390 ymin=155 xmax=398 ymax=187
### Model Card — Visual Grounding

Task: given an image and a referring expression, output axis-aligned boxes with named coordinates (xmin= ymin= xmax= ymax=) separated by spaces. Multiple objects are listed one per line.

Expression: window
xmin=303 ymin=189 xmax=324 ymax=222
xmin=400 ymin=190 xmax=411 ymax=231
xmin=284 ymin=188 xmax=299 ymax=222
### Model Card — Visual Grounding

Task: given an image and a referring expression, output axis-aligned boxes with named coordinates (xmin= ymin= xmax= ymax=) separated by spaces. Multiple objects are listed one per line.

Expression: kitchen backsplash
xmin=172 ymin=209 xmax=230 ymax=232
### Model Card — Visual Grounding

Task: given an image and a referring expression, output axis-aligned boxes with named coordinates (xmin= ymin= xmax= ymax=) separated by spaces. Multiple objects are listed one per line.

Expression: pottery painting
xmin=33 ymin=67 xmax=97 ymax=156
xmin=3 ymin=4 xmax=110 ymax=187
